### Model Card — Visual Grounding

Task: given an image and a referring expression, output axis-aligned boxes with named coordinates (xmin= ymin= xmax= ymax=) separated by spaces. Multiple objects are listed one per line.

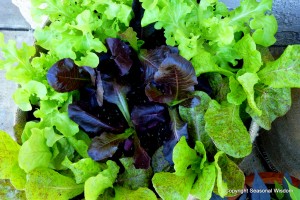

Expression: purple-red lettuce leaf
xmin=97 ymin=52 xmax=120 ymax=78
xmin=102 ymin=79 xmax=131 ymax=125
xmin=106 ymin=38 xmax=133 ymax=76
xmin=88 ymin=128 xmax=134 ymax=161
xmin=139 ymin=45 xmax=178 ymax=83
xmin=163 ymin=107 xmax=188 ymax=164
xmin=131 ymin=103 xmax=172 ymax=157
xmin=82 ymin=66 xmax=96 ymax=85
xmin=133 ymin=140 xmax=151 ymax=169
xmin=131 ymin=104 xmax=166 ymax=132
xmin=145 ymin=54 xmax=198 ymax=105
xmin=47 ymin=58 xmax=91 ymax=92
xmin=145 ymin=81 xmax=173 ymax=104
xmin=80 ymin=67 xmax=104 ymax=107
xmin=68 ymin=101 xmax=126 ymax=136
xmin=96 ymin=70 xmax=104 ymax=106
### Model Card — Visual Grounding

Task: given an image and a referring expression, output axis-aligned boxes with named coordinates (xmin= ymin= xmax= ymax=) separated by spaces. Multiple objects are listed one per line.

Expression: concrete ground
xmin=0 ymin=0 xmax=299 ymax=177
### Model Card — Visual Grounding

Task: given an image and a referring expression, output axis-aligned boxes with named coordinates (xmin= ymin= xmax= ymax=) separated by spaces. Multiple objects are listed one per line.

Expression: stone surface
xmin=0 ymin=0 xmax=30 ymax=29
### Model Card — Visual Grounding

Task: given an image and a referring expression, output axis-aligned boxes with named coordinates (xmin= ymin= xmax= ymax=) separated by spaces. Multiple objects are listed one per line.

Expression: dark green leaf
xmin=118 ymin=158 xmax=153 ymax=190
xmin=179 ymin=91 xmax=213 ymax=147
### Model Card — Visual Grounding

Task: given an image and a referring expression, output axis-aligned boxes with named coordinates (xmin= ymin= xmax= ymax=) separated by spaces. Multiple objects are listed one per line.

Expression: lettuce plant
xmin=0 ymin=0 xmax=300 ymax=199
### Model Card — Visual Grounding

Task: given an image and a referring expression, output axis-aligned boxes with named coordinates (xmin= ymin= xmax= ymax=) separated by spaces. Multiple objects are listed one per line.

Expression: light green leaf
xmin=70 ymin=10 xmax=98 ymax=34
xmin=62 ymin=157 xmax=102 ymax=184
xmin=75 ymin=52 xmax=100 ymax=68
xmin=192 ymin=48 xmax=234 ymax=77
xmin=31 ymin=0 xmax=81 ymax=22
xmin=246 ymin=85 xmax=291 ymax=130
xmin=103 ymin=1 xmax=133 ymax=26
xmin=0 ymin=131 xmax=26 ymax=190
xmin=234 ymin=34 xmax=262 ymax=73
xmin=67 ymin=135 xmax=90 ymax=158
xmin=44 ymin=127 xmax=63 ymax=147
xmin=0 ymin=36 xmax=35 ymax=84
xmin=119 ymin=27 xmax=143 ymax=51
xmin=229 ymin=0 xmax=274 ymax=34
xmin=152 ymin=170 xmax=196 ymax=200
xmin=286 ymin=179 xmax=300 ymax=200
xmin=154 ymin=0 xmax=193 ymax=45
xmin=227 ymin=76 xmax=247 ymax=105
xmin=33 ymin=100 xmax=79 ymax=137
xmin=179 ymin=91 xmax=212 ymax=147
xmin=21 ymin=121 xmax=40 ymax=143
xmin=34 ymin=23 xmax=106 ymax=66
xmin=274 ymin=181 xmax=284 ymax=200
xmin=18 ymin=128 xmax=52 ymax=173
xmin=173 ymin=137 xmax=198 ymax=176
xmin=9 ymin=163 xmax=27 ymax=190
xmin=13 ymin=80 xmax=47 ymax=111
xmin=118 ymin=158 xmax=153 ymax=190
xmin=175 ymin=30 xmax=199 ymax=60
xmin=25 ymin=168 xmax=83 ymax=200
xmin=214 ymin=152 xmax=245 ymax=197
xmin=258 ymin=45 xmax=300 ymax=88
xmin=202 ymin=17 xmax=234 ymax=46
xmin=50 ymin=137 xmax=75 ymax=170
xmin=114 ymin=187 xmax=157 ymax=200
xmin=237 ymin=72 xmax=262 ymax=116
xmin=250 ymin=15 xmax=277 ymax=47
xmin=190 ymin=164 xmax=216 ymax=200
xmin=194 ymin=141 xmax=207 ymax=170
xmin=140 ymin=0 xmax=161 ymax=26
xmin=205 ymin=101 xmax=252 ymax=158
xmin=84 ymin=160 xmax=119 ymax=200
xmin=0 ymin=130 xmax=20 ymax=175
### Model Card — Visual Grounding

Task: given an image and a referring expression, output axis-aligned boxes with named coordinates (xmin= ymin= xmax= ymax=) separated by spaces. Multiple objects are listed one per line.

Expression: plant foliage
xmin=0 ymin=0 xmax=299 ymax=199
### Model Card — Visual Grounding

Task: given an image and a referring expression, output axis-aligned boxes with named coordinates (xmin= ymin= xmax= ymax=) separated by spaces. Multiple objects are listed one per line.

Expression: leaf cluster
xmin=0 ymin=0 xmax=299 ymax=199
